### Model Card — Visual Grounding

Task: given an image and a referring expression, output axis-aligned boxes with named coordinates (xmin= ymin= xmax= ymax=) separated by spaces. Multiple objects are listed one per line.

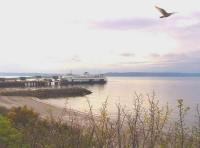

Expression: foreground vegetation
xmin=0 ymin=93 xmax=199 ymax=148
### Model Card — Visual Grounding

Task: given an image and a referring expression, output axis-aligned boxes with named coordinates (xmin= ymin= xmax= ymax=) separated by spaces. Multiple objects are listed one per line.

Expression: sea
xmin=42 ymin=77 xmax=200 ymax=122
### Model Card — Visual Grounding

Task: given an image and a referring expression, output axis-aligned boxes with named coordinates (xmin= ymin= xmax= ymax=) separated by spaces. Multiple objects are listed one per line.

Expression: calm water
xmin=43 ymin=77 xmax=200 ymax=117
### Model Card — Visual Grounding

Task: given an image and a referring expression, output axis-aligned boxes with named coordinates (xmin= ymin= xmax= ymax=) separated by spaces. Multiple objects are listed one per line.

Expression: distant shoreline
xmin=1 ymin=72 xmax=200 ymax=78
xmin=105 ymin=72 xmax=200 ymax=77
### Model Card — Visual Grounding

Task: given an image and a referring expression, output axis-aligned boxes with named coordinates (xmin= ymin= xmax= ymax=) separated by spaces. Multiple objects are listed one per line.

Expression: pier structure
xmin=0 ymin=77 xmax=52 ymax=88
xmin=0 ymin=73 xmax=107 ymax=88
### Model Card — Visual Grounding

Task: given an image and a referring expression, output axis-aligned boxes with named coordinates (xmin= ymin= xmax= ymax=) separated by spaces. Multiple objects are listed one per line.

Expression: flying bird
xmin=155 ymin=6 xmax=176 ymax=18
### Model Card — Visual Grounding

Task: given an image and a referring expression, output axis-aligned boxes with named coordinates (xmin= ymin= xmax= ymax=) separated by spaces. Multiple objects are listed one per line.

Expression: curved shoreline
xmin=0 ymin=96 xmax=91 ymax=122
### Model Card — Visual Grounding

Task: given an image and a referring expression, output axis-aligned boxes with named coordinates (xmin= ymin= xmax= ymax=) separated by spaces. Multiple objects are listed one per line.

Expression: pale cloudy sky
xmin=0 ymin=0 xmax=200 ymax=73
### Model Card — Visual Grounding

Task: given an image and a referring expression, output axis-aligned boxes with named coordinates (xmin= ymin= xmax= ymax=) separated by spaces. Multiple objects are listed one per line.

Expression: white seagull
xmin=155 ymin=6 xmax=176 ymax=18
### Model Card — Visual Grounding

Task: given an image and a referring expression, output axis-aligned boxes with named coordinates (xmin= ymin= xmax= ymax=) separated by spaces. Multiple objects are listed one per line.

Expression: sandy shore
xmin=0 ymin=96 xmax=90 ymax=123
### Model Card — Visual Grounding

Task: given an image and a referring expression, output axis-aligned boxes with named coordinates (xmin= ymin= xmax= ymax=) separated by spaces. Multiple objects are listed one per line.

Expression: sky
xmin=0 ymin=0 xmax=200 ymax=73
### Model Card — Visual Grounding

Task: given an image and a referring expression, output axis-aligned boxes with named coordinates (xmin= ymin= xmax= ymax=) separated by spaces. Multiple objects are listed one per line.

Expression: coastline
xmin=0 ymin=96 xmax=90 ymax=122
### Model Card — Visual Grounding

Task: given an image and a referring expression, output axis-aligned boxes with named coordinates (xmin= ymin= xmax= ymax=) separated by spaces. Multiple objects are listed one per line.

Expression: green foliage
xmin=7 ymin=105 xmax=39 ymax=128
xmin=0 ymin=115 xmax=23 ymax=148
xmin=6 ymin=106 xmax=41 ymax=147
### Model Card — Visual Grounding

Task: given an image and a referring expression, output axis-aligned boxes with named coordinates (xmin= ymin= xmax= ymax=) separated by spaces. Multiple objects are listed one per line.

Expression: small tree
xmin=176 ymin=99 xmax=190 ymax=148
xmin=7 ymin=106 xmax=39 ymax=128
xmin=0 ymin=115 xmax=23 ymax=148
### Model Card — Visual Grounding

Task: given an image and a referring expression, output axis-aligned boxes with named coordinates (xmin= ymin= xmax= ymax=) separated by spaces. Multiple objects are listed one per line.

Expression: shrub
xmin=7 ymin=106 xmax=39 ymax=128
xmin=0 ymin=106 xmax=8 ymax=115
xmin=0 ymin=115 xmax=24 ymax=148
xmin=1 ymin=93 xmax=200 ymax=148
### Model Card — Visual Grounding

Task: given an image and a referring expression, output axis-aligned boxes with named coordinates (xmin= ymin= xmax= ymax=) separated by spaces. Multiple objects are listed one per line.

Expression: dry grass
xmin=1 ymin=92 xmax=199 ymax=148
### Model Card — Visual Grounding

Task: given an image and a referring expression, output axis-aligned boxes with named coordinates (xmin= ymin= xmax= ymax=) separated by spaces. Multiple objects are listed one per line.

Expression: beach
xmin=0 ymin=96 xmax=90 ymax=123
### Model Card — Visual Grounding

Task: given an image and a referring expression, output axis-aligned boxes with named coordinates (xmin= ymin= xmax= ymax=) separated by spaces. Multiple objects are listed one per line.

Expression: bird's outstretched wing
xmin=155 ymin=6 xmax=168 ymax=16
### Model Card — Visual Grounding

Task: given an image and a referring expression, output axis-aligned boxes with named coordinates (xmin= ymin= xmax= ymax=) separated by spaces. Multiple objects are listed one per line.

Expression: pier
xmin=0 ymin=81 xmax=47 ymax=88
xmin=0 ymin=73 xmax=107 ymax=88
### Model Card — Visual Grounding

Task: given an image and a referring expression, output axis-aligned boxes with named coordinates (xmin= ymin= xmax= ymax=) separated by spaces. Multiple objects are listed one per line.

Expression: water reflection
xmin=42 ymin=77 xmax=200 ymax=118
